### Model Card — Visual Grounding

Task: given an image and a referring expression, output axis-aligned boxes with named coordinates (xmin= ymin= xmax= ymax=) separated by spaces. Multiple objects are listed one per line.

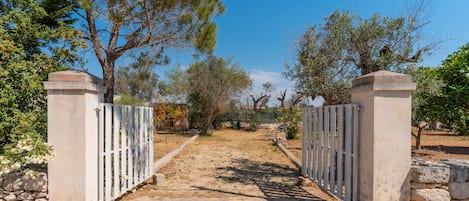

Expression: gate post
xmin=44 ymin=70 xmax=104 ymax=201
xmin=350 ymin=70 xmax=416 ymax=201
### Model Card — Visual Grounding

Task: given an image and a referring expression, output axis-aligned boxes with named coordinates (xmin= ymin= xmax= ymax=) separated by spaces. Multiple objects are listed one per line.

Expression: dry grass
xmin=153 ymin=132 xmax=194 ymax=161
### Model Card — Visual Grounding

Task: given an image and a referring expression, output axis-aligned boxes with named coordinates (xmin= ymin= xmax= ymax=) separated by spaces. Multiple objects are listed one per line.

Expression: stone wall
xmin=0 ymin=171 xmax=48 ymax=201
xmin=411 ymin=159 xmax=469 ymax=201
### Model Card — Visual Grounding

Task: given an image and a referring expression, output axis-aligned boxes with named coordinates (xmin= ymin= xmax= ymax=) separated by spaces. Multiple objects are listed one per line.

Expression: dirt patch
xmin=286 ymin=129 xmax=469 ymax=162
xmin=154 ymin=133 xmax=194 ymax=161
xmin=122 ymin=129 xmax=336 ymax=201
xmin=411 ymin=130 xmax=469 ymax=161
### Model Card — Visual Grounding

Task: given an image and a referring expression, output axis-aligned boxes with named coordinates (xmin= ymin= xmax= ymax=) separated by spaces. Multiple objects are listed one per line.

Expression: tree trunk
xmin=103 ymin=59 xmax=115 ymax=103
xmin=416 ymin=127 xmax=423 ymax=150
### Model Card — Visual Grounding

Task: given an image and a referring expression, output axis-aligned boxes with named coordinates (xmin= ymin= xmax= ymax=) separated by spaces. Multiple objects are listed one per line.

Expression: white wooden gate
xmin=302 ymin=104 xmax=359 ymax=201
xmin=98 ymin=104 xmax=154 ymax=201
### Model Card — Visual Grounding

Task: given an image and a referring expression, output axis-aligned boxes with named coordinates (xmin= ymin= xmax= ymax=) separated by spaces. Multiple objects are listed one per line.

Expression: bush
xmin=277 ymin=107 xmax=302 ymax=139
xmin=244 ymin=110 xmax=260 ymax=131
xmin=0 ymin=113 xmax=54 ymax=176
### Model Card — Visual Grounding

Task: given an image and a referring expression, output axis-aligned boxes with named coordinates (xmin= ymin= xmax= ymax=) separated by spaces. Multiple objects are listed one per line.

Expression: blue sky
xmin=84 ymin=0 xmax=469 ymax=97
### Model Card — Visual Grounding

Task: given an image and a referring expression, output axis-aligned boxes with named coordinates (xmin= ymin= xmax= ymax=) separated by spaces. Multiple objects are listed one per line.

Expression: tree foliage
xmin=158 ymin=65 xmax=189 ymax=103
xmin=0 ymin=0 xmax=83 ymax=174
xmin=115 ymin=52 xmax=164 ymax=103
xmin=162 ymin=57 xmax=251 ymax=135
xmin=277 ymin=91 xmax=303 ymax=139
xmin=435 ymin=43 xmax=469 ymax=135
xmin=286 ymin=10 xmax=429 ymax=104
xmin=77 ymin=0 xmax=225 ymax=103
xmin=410 ymin=67 xmax=444 ymax=149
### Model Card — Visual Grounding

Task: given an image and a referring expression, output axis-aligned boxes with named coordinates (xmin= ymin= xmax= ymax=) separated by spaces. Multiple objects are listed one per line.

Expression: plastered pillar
xmin=350 ymin=70 xmax=416 ymax=201
xmin=44 ymin=70 xmax=104 ymax=201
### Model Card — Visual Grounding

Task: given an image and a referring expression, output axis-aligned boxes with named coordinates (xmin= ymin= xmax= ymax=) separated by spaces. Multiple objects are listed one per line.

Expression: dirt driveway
xmin=121 ymin=129 xmax=335 ymax=201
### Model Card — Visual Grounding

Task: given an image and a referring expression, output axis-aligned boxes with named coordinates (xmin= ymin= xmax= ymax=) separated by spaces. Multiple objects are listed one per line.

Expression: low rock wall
xmin=411 ymin=159 xmax=469 ymax=201
xmin=0 ymin=171 xmax=48 ymax=201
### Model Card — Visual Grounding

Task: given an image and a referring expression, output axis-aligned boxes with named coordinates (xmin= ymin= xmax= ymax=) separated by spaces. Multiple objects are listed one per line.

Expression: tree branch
xmin=85 ymin=4 xmax=106 ymax=68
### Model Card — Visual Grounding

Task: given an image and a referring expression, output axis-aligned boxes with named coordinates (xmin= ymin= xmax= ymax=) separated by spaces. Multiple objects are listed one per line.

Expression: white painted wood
xmin=133 ymin=107 xmax=138 ymax=185
xmin=113 ymin=105 xmax=120 ymax=198
xmin=306 ymin=108 xmax=313 ymax=177
xmin=98 ymin=105 xmax=104 ymax=201
xmin=345 ymin=105 xmax=353 ymax=201
xmin=318 ymin=106 xmax=323 ymax=185
xmin=353 ymin=105 xmax=359 ymax=201
xmin=337 ymin=106 xmax=344 ymax=199
xmin=120 ymin=106 xmax=127 ymax=192
xmin=105 ymin=104 xmax=112 ymax=201
xmin=139 ymin=107 xmax=144 ymax=180
xmin=324 ymin=107 xmax=329 ymax=190
xmin=301 ymin=107 xmax=309 ymax=177
xmin=98 ymin=104 xmax=154 ymax=201
xmin=149 ymin=108 xmax=154 ymax=175
xmin=330 ymin=106 xmax=336 ymax=193
xmin=307 ymin=108 xmax=312 ymax=179
xmin=311 ymin=107 xmax=317 ymax=181
xmin=301 ymin=104 xmax=359 ymax=201
xmin=127 ymin=106 xmax=133 ymax=189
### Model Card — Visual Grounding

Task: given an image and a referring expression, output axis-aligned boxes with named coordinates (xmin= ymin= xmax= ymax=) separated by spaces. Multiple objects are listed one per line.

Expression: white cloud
xmin=246 ymin=69 xmax=296 ymax=106
xmin=248 ymin=69 xmax=294 ymax=92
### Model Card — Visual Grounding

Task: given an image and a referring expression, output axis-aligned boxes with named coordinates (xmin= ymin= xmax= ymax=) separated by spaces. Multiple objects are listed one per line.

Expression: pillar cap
xmin=44 ymin=70 xmax=104 ymax=93
xmin=351 ymin=70 xmax=416 ymax=93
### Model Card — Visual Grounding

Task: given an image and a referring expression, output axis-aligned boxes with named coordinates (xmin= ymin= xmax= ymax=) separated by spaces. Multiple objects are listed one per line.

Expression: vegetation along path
xmin=122 ymin=129 xmax=335 ymax=201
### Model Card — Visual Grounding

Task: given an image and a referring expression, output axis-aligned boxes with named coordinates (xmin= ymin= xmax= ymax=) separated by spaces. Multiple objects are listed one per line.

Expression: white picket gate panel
xmin=98 ymin=104 xmax=154 ymax=201
xmin=302 ymin=104 xmax=359 ymax=201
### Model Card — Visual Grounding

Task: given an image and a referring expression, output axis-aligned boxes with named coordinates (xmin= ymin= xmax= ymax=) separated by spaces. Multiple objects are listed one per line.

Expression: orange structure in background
xmin=152 ymin=103 xmax=189 ymax=131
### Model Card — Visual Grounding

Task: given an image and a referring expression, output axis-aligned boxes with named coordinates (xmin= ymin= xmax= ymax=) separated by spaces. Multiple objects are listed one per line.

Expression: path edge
xmin=275 ymin=139 xmax=341 ymax=201
xmin=275 ymin=141 xmax=302 ymax=171
xmin=153 ymin=134 xmax=199 ymax=172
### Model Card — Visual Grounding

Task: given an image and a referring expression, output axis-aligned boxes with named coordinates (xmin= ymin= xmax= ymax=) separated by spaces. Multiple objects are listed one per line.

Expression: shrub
xmin=0 ymin=113 xmax=54 ymax=176
xmin=278 ymin=107 xmax=302 ymax=139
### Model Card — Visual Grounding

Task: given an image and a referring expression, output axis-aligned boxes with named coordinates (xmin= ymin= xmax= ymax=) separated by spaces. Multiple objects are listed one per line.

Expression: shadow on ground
xmin=194 ymin=158 xmax=324 ymax=201
xmin=421 ymin=145 xmax=469 ymax=155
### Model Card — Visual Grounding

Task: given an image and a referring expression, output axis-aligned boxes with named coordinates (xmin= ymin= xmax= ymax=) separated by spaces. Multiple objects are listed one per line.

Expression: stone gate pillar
xmin=44 ymin=70 xmax=104 ymax=201
xmin=350 ymin=70 xmax=416 ymax=201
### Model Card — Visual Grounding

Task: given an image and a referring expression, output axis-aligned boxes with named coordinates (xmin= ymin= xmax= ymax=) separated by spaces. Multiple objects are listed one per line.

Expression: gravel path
xmin=121 ymin=129 xmax=335 ymax=201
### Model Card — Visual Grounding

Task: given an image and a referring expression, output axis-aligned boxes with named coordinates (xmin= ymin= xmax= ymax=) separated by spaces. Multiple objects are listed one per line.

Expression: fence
xmin=302 ymin=104 xmax=359 ymax=201
xmin=98 ymin=104 xmax=154 ymax=201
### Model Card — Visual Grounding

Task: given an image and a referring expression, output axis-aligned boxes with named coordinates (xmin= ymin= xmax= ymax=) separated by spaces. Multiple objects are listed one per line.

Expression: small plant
xmin=244 ymin=109 xmax=260 ymax=131
xmin=277 ymin=107 xmax=302 ymax=139
xmin=0 ymin=113 xmax=54 ymax=176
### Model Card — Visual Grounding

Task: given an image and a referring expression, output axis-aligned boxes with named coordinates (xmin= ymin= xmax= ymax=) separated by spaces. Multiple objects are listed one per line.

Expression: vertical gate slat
xmin=306 ymin=108 xmax=313 ymax=177
xmin=150 ymin=108 xmax=154 ymax=174
xmin=113 ymin=105 xmax=120 ymax=198
xmin=307 ymin=108 xmax=312 ymax=179
xmin=352 ymin=106 xmax=359 ymax=201
xmin=337 ymin=106 xmax=344 ymax=199
xmin=143 ymin=108 xmax=147 ymax=178
xmin=120 ymin=106 xmax=127 ymax=192
xmin=133 ymin=106 xmax=139 ymax=186
xmin=145 ymin=108 xmax=150 ymax=177
xmin=301 ymin=108 xmax=307 ymax=176
xmin=324 ymin=107 xmax=329 ymax=190
xmin=98 ymin=105 xmax=104 ymax=201
xmin=345 ymin=105 xmax=353 ymax=201
xmin=318 ymin=107 xmax=323 ymax=186
xmin=311 ymin=107 xmax=317 ymax=181
xmin=127 ymin=106 xmax=133 ymax=189
xmin=330 ymin=106 xmax=336 ymax=194
xmin=139 ymin=107 xmax=144 ymax=180
xmin=105 ymin=104 xmax=112 ymax=201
